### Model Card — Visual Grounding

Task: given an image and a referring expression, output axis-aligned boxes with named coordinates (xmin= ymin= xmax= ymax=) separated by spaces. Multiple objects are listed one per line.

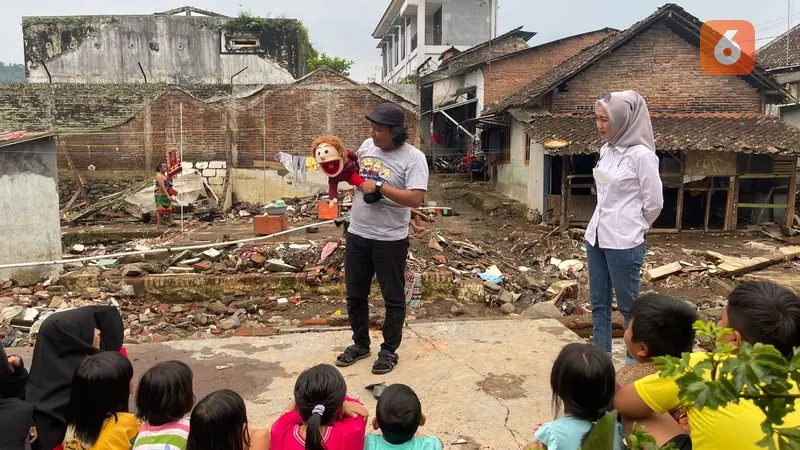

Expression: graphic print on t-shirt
xmin=359 ymin=157 xmax=392 ymax=182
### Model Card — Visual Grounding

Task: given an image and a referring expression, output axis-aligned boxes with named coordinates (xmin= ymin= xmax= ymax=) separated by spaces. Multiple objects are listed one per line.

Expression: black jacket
xmin=26 ymin=306 xmax=124 ymax=450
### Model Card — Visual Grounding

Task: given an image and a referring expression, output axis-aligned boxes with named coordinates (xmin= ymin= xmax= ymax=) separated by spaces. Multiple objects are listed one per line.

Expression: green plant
xmin=307 ymin=53 xmax=354 ymax=77
xmin=581 ymin=321 xmax=800 ymax=450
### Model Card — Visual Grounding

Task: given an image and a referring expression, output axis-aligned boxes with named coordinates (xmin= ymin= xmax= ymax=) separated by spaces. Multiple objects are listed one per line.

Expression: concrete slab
xmin=115 ymin=319 xmax=581 ymax=449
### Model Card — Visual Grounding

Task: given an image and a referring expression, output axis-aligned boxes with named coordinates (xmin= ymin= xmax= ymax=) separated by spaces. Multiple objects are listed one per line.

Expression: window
xmin=411 ymin=33 xmax=418 ymax=51
xmin=224 ymin=34 xmax=261 ymax=53
xmin=737 ymin=154 xmax=773 ymax=174
xmin=401 ymin=26 xmax=406 ymax=60
xmin=429 ymin=7 xmax=443 ymax=45
xmin=524 ymin=133 xmax=532 ymax=165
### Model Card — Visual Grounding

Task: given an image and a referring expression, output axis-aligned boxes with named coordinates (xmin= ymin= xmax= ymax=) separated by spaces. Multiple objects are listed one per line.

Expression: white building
xmin=373 ymin=0 xmax=499 ymax=84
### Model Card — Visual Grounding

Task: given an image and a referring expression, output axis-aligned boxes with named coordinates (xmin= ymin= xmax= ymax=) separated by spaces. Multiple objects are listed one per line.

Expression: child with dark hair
xmin=185 ymin=390 xmax=269 ymax=450
xmin=615 ymin=281 xmax=800 ymax=450
xmin=271 ymin=364 xmax=366 ymax=450
xmin=365 ymin=384 xmax=442 ymax=450
xmin=615 ymin=293 xmax=697 ymax=434
xmin=133 ymin=361 xmax=195 ymax=450
xmin=0 ymin=343 xmax=36 ymax=450
xmin=527 ymin=343 xmax=624 ymax=450
xmin=28 ymin=305 xmax=126 ymax=450
xmin=62 ymin=351 xmax=140 ymax=450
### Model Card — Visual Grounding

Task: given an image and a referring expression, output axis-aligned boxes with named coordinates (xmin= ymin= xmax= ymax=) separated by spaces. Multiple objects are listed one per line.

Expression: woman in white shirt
xmin=586 ymin=90 xmax=663 ymax=360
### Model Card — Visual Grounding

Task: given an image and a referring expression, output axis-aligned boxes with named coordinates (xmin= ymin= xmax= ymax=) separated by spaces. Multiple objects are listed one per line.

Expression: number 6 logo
xmin=700 ymin=20 xmax=755 ymax=75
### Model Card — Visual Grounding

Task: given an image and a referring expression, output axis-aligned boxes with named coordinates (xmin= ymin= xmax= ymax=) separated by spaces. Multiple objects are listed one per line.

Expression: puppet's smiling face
xmin=316 ymin=143 xmax=344 ymax=177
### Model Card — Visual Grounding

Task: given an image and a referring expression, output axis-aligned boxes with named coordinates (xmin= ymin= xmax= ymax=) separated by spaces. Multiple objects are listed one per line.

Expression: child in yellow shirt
xmin=63 ymin=352 xmax=140 ymax=450
xmin=614 ymin=281 xmax=800 ymax=450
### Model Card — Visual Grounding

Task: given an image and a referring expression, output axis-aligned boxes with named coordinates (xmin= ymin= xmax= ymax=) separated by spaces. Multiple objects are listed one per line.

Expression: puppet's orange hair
xmin=311 ymin=136 xmax=346 ymax=158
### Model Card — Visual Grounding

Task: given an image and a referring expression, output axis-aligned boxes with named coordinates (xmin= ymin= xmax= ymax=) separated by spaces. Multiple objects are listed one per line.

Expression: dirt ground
xmin=32 ymin=174 xmax=798 ymax=346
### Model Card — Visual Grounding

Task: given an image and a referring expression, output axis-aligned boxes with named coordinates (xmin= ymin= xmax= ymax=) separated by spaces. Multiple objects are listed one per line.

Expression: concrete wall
xmin=23 ymin=15 xmax=302 ymax=84
xmin=0 ymin=138 xmax=62 ymax=284
xmin=0 ymin=70 xmax=419 ymax=174
xmin=464 ymin=68 xmax=485 ymax=113
xmin=495 ymin=120 xmax=545 ymax=214
xmin=231 ymin=168 xmax=354 ymax=203
xmin=442 ymin=0 xmax=492 ymax=46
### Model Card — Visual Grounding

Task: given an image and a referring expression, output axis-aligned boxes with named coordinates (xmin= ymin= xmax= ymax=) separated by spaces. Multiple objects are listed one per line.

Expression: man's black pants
xmin=345 ymin=232 xmax=408 ymax=353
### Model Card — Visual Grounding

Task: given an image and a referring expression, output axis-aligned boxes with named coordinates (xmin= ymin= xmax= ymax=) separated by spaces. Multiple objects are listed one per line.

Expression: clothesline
xmin=275 ymin=152 xmax=319 ymax=184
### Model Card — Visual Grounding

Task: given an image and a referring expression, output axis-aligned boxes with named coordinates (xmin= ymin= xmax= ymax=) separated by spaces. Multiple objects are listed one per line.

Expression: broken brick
xmin=193 ymin=262 xmax=212 ymax=271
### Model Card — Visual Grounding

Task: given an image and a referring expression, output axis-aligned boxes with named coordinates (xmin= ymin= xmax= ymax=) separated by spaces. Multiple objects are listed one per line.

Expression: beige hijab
xmin=595 ymin=90 xmax=655 ymax=152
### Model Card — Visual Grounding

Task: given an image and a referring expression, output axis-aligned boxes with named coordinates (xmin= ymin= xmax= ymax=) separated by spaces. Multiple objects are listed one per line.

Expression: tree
xmin=582 ymin=321 xmax=800 ymax=450
xmin=0 ymin=62 xmax=25 ymax=83
xmin=307 ymin=53 xmax=354 ymax=77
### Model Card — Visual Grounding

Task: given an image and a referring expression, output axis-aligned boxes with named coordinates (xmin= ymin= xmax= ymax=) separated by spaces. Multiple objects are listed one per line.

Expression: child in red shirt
xmin=271 ymin=364 xmax=366 ymax=450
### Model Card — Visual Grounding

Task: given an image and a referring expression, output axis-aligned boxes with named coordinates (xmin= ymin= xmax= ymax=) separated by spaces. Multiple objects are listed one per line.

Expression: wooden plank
xmin=675 ymin=153 xmax=685 ymax=231
xmin=61 ymin=189 xmax=81 ymax=214
xmin=787 ymin=167 xmax=797 ymax=229
xmin=739 ymin=174 xmax=789 ymax=179
xmin=704 ymin=187 xmax=712 ymax=232
xmin=737 ymin=203 xmax=789 ymax=209
xmin=643 ymin=261 xmax=683 ymax=282
xmin=743 ymin=270 xmax=800 ymax=295
xmin=724 ymin=176 xmax=735 ymax=231
xmin=560 ymin=156 xmax=568 ymax=231
xmin=693 ymin=246 xmax=800 ymax=277
xmin=59 ymin=143 xmax=89 ymax=203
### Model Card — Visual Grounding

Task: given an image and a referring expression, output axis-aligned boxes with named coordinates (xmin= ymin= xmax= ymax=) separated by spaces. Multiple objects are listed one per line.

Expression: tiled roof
xmin=523 ymin=113 xmax=800 ymax=156
xmin=487 ymin=4 xmax=782 ymax=114
xmin=0 ymin=131 xmax=53 ymax=148
xmin=757 ymin=23 xmax=800 ymax=70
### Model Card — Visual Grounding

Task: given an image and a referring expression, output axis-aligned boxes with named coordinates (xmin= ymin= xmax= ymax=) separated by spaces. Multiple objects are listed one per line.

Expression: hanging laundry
xmin=293 ymin=156 xmax=307 ymax=183
xmin=305 ymin=156 xmax=319 ymax=172
xmin=275 ymin=152 xmax=294 ymax=173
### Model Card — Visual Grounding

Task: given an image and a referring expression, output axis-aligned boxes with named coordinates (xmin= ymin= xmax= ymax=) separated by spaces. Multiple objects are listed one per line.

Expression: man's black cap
xmin=365 ymin=102 xmax=405 ymax=127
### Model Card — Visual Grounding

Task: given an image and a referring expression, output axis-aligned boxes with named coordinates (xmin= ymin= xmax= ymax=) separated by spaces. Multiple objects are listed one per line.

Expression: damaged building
xmin=22 ymin=6 xmax=311 ymax=84
xmin=476 ymin=3 xmax=800 ymax=232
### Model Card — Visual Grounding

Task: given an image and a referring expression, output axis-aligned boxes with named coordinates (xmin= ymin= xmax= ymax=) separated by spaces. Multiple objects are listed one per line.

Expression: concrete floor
xmin=106 ymin=319 xmax=582 ymax=449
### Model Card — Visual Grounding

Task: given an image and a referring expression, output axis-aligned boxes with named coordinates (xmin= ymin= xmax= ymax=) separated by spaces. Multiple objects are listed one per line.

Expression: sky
xmin=0 ymin=0 xmax=794 ymax=81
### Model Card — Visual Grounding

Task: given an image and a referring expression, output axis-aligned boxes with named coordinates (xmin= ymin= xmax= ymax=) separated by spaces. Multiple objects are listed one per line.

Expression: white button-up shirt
xmin=585 ymin=143 xmax=663 ymax=250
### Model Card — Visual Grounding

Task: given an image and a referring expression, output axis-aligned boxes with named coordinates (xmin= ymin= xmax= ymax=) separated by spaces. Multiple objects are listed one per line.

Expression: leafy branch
xmin=653 ymin=321 xmax=800 ymax=450
xmin=581 ymin=321 xmax=800 ymax=450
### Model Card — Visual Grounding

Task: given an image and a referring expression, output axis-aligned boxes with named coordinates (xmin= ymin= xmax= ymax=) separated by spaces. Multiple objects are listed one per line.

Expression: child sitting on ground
xmin=62 ymin=351 xmax=141 ymax=450
xmin=615 ymin=293 xmax=697 ymax=434
xmin=186 ymin=389 xmax=269 ymax=450
xmin=527 ymin=343 xmax=624 ymax=450
xmin=133 ymin=361 xmax=195 ymax=450
xmin=271 ymin=364 xmax=367 ymax=450
xmin=365 ymin=384 xmax=442 ymax=450
xmin=0 ymin=344 xmax=36 ymax=450
xmin=615 ymin=281 xmax=800 ymax=450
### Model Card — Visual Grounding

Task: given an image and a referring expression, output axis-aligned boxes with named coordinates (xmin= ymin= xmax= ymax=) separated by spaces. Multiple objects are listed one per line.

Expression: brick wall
xmin=0 ymin=70 xmax=418 ymax=174
xmin=483 ymin=30 xmax=615 ymax=106
xmin=549 ymin=23 xmax=763 ymax=113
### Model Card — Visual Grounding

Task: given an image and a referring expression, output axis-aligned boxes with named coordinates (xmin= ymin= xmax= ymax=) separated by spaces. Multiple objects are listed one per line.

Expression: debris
xmin=498 ymin=289 xmax=519 ymax=304
xmin=693 ymin=246 xmax=800 ymax=276
xmin=546 ymin=281 xmax=578 ymax=304
xmin=221 ymin=316 xmax=240 ymax=330
xmin=306 ymin=226 xmax=320 ymax=234
xmin=558 ymin=259 xmax=584 ymax=273
xmin=365 ymin=382 xmax=387 ymax=399
xmin=169 ymin=250 xmax=193 ymax=266
xmin=433 ymin=254 xmax=447 ymax=265
xmin=206 ymin=301 xmax=228 ymax=315
xmin=1 ymin=306 xmax=24 ymax=325
xmin=121 ymin=284 xmax=136 ymax=297
xmin=549 ymin=257 xmax=563 ymax=267
xmin=71 ymin=244 xmax=86 ymax=254
xmin=482 ymin=282 xmax=502 ymax=293
xmin=216 ymin=364 xmax=232 ymax=370
xmin=643 ymin=261 xmax=683 ymax=283
xmin=522 ymin=302 xmax=563 ymax=320
xmin=320 ymin=242 xmax=338 ymax=261
xmin=452 ymin=439 xmax=468 ymax=445
xmin=289 ymin=244 xmax=312 ymax=250
xmin=522 ymin=276 xmax=548 ymax=291
xmin=428 ymin=238 xmax=444 ymax=252
xmin=500 ymin=303 xmax=516 ymax=314
xmin=265 ymin=259 xmax=297 ymax=273
xmin=121 ymin=265 xmax=143 ymax=277
xmin=167 ymin=267 xmax=194 ymax=274
xmin=709 ymin=279 xmax=736 ymax=297
xmin=450 ymin=302 xmax=466 ymax=316
xmin=745 ymin=241 xmax=779 ymax=252
xmin=239 ymin=210 xmax=251 ymax=217
xmin=181 ymin=257 xmax=201 ymax=266
xmin=479 ymin=265 xmax=503 ymax=284
xmin=202 ymin=248 xmax=222 ymax=262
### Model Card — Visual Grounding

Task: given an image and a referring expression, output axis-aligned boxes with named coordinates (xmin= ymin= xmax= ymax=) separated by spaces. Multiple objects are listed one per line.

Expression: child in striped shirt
xmin=133 ymin=361 xmax=195 ymax=450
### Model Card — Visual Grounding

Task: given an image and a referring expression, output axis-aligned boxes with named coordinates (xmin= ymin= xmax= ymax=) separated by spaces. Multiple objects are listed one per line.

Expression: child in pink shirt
xmin=271 ymin=364 xmax=366 ymax=450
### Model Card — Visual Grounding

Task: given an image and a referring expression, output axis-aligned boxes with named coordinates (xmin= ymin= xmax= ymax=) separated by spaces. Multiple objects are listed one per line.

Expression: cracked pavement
xmin=15 ymin=318 xmax=583 ymax=449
